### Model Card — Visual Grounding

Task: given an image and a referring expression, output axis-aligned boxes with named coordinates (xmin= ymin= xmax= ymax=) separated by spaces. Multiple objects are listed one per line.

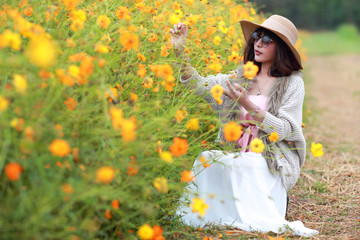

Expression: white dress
xmin=175 ymin=96 xmax=319 ymax=237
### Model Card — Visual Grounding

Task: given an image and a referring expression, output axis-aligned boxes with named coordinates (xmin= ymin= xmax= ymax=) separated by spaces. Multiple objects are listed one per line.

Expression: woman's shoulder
xmin=287 ymin=70 xmax=304 ymax=89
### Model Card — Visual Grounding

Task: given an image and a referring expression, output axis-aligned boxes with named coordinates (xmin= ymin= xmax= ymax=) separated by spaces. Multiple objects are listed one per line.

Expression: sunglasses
xmin=251 ymin=31 xmax=273 ymax=48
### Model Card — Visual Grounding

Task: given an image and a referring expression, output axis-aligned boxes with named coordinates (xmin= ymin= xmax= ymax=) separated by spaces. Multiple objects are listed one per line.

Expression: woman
xmin=170 ymin=15 xmax=318 ymax=236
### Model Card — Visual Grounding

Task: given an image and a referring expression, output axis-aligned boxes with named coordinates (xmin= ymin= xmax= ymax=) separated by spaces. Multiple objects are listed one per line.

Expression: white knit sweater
xmin=179 ymin=68 xmax=306 ymax=191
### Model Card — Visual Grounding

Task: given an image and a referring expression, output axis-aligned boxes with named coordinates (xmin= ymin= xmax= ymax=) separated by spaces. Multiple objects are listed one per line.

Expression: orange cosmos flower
xmin=152 ymin=225 xmax=165 ymax=240
xmin=98 ymin=58 xmax=105 ymax=68
xmin=120 ymin=31 xmax=139 ymax=51
xmin=243 ymin=61 xmax=259 ymax=79
xmin=112 ymin=200 xmax=119 ymax=209
xmin=62 ymin=0 xmax=81 ymax=11
xmin=109 ymin=107 xmax=124 ymax=129
xmin=170 ymin=137 xmax=189 ymax=157
xmin=268 ymin=132 xmax=279 ymax=142
xmin=5 ymin=162 xmax=22 ymax=181
xmin=137 ymin=53 xmax=146 ymax=61
xmin=64 ymin=97 xmax=77 ymax=110
xmin=49 ymin=139 xmax=71 ymax=157
xmin=142 ymin=77 xmax=153 ymax=89
xmin=175 ymin=110 xmax=188 ymax=123
xmin=148 ymin=33 xmax=158 ymax=42
xmin=96 ymin=15 xmax=110 ymax=29
xmin=105 ymin=87 xmax=118 ymax=102
xmin=23 ymin=7 xmax=33 ymax=16
xmin=160 ymin=45 xmax=169 ymax=57
xmin=127 ymin=159 xmax=139 ymax=176
xmin=96 ymin=166 xmax=115 ymax=184
xmin=121 ymin=119 xmax=136 ymax=142
xmin=223 ymin=122 xmax=242 ymax=142
xmin=181 ymin=170 xmax=194 ymax=182
xmin=116 ymin=6 xmax=131 ymax=21
xmin=137 ymin=64 xmax=147 ymax=78
xmin=105 ymin=209 xmax=112 ymax=219
xmin=62 ymin=183 xmax=74 ymax=194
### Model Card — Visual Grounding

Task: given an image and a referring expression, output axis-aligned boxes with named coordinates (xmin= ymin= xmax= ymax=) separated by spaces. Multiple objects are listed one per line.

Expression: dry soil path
xmin=304 ymin=54 xmax=360 ymax=153
xmin=286 ymin=54 xmax=360 ymax=239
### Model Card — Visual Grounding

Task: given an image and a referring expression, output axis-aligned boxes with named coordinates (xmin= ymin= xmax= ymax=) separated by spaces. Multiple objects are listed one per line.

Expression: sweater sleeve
xmin=260 ymin=76 xmax=305 ymax=141
xmin=179 ymin=68 xmax=235 ymax=111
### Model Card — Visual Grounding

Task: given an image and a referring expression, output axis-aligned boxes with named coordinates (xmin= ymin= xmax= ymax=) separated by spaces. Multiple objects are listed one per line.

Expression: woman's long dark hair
xmin=243 ymin=27 xmax=301 ymax=77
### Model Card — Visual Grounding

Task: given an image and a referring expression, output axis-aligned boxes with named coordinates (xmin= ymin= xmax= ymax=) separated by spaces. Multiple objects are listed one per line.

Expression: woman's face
xmin=253 ymin=30 xmax=277 ymax=65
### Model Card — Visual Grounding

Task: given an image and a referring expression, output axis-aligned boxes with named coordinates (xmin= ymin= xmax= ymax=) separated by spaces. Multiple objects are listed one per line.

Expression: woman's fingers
xmin=226 ymin=80 xmax=235 ymax=93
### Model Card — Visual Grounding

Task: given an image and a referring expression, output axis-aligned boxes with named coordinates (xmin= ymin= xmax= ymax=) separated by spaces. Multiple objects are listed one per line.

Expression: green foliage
xmin=299 ymin=26 xmax=360 ymax=55
xmin=336 ymin=24 xmax=360 ymax=40
xmin=0 ymin=0 xmax=264 ymax=239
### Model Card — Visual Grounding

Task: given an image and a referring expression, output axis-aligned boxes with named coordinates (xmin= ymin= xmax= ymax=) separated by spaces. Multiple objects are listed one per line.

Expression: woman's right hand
xmin=169 ymin=22 xmax=188 ymax=57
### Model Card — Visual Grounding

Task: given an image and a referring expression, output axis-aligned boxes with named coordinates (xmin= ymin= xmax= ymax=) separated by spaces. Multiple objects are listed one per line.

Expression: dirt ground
xmin=286 ymin=54 xmax=360 ymax=239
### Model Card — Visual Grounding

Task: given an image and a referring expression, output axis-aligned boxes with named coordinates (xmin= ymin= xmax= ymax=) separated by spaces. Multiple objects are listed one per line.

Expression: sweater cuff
xmin=179 ymin=68 xmax=199 ymax=84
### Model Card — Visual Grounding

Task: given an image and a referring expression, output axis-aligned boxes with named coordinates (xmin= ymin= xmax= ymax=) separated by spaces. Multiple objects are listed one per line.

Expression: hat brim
xmin=239 ymin=19 xmax=303 ymax=69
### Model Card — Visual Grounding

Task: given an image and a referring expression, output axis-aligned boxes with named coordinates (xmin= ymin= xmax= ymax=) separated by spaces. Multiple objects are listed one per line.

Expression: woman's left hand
xmin=224 ymin=80 xmax=249 ymax=105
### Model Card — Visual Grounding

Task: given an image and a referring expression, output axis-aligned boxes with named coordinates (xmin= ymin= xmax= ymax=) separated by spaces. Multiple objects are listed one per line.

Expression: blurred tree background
xmin=249 ymin=0 xmax=360 ymax=30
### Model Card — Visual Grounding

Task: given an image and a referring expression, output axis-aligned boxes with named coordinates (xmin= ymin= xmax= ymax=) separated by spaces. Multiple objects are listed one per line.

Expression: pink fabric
xmin=237 ymin=95 xmax=268 ymax=152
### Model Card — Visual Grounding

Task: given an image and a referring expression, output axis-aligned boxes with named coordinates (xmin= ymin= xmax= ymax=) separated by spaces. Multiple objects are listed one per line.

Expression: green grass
xmin=299 ymin=24 xmax=360 ymax=55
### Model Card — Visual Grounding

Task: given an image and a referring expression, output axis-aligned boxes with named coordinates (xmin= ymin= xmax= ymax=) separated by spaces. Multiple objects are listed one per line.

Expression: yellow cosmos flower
xmin=96 ymin=15 xmax=110 ymax=29
xmin=96 ymin=166 xmax=115 ymax=184
xmin=13 ymin=74 xmax=27 ymax=94
xmin=210 ymin=84 xmax=223 ymax=105
xmin=268 ymin=132 xmax=279 ymax=142
xmin=95 ymin=43 xmax=109 ymax=54
xmin=208 ymin=62 xmax=222 ymax=74
xmin=311 ymin=142 xmax=324 ymax=157
xmin=159 ymin=150 xmax=173 ymax=163
xmin=191 ymin=197 xmax=209 ymax=217
xmin=25 ymin=35 xmax=57 ymax=68
xmin=223 ymin=121 xmax=243 ymax=142
xmin=0 ymin=95 xmax=9 ymax=112
xmin=0 ymin=30 xmax=21 ymax=51
xmin=153 ymin=176 xmax=168 ymax=193
xmin=213 ymin=35 xmax=221 ymax=45
xmin=243 ymin=61 xmax=259 ymax=79
xmin=70 ymin=9 xmax=86 ymax=22
xmin=186 ymin=118 xmax=200 ymax=131
xmin=137 ymin=224 xmax=154 ymax=240
xmin=250 ymin=138 xmax=265 ymax=153
xmin=49 ymin=139 xmax=71 ymax=157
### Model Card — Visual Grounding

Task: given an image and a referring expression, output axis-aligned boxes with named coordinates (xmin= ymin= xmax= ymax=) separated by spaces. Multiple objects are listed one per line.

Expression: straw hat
xmin=239 ymin=15 xmax=302 ymax=69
